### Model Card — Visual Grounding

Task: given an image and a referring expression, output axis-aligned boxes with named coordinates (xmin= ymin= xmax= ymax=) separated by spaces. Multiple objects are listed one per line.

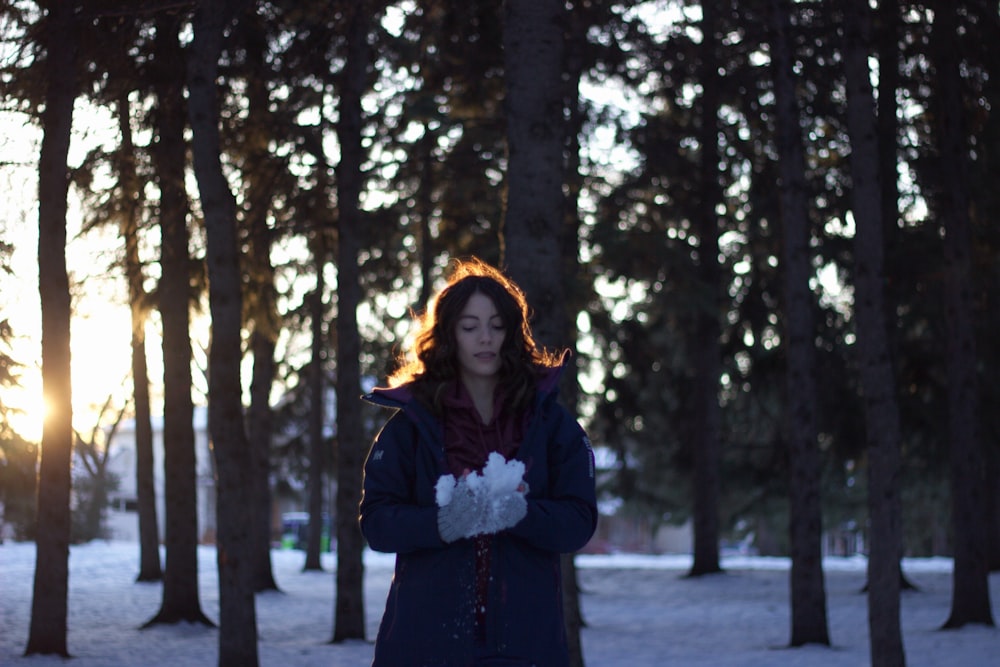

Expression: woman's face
xmin=453 ymin=291 xmax=506 ymax=383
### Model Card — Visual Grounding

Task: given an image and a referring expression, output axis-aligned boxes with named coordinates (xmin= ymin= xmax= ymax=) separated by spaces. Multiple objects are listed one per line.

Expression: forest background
xmin=0 ymin=1 xmax=997 ymax=666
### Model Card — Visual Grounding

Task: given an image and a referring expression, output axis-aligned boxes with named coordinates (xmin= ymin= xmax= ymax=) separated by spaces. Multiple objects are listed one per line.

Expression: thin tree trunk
xmin=688 ymin=0 xmax=723 ymax=579
xmin=187 ymin=0 xmax=259 ymax=664
xmin=243 ymin=11 xmax=279 ymax=594
xmin=416 ymin=130 xmax=435 ymax=312
xmin=25 ymin=1 xmax=77 ymax=656
xmin=304 ymin=279 xmax=326 ymax=572
xmin=300 ymin=127 xmax=333 ymax=574
xmin=769 ymin=0 xmax=830 ymax=646
xmin=145 ymin=10 xmax=211 ymax=629
xmin=332 ymin=0 xmax=371 ymax=642
xmin=248 ymin=326 xmax=278 ymax=591
xmin=841 ymin=1 xmax=906 ymax=664
xmin=932 ymin=0 xmax=995 ymax=629
xmin=116 ymin=91 xmax=161 ymax=583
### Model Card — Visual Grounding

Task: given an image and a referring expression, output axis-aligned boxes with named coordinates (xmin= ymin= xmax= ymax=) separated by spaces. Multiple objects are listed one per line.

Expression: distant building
xmin=104 ymin=407 xmax=217 ymax=544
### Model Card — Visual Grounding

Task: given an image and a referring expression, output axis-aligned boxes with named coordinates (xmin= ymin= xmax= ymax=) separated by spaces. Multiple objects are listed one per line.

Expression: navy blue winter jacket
xmin=359 ymin=373 xmax=598 ymax=667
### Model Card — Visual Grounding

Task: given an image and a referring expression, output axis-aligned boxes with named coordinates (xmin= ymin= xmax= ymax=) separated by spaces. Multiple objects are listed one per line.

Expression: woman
xmin=360 ymin=258 xmax=598 ymax=667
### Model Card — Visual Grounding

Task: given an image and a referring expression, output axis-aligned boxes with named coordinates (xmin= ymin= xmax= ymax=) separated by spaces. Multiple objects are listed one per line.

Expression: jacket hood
xmin=364 ymin=383 xmax=414 ymax=408
xmin=363 ymin=353 xmax=569 ymax=412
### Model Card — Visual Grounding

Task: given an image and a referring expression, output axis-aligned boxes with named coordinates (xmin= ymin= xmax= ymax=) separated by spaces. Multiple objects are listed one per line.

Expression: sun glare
xmin=4 ymin=313 xmax=138 ymax=444
xmin=1 ymin=251 xmax=141 ymax=444
xmin=70 ymin=302 xmax=137 ymax=424
xmin=5 ymin=379 xmax=46 ymax=444
xmin=1 ymin=105 xmax=166 ymax=443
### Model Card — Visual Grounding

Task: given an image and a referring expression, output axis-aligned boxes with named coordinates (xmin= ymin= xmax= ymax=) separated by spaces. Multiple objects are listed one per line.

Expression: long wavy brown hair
xmin=387 ymin=257 xmax=564 ymax=416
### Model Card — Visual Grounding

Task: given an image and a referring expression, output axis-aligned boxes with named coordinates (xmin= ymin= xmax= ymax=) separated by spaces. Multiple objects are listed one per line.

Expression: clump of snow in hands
xmin=469 ymin=452 xmax=526 ymax=497
xmin=435 ymin=453 xmax=528 ymax=536
xmin=436 ymin=452 xmax=525 ymax=510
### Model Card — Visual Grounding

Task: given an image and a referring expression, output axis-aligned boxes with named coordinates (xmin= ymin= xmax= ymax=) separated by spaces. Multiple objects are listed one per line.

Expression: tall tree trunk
xmin=501 ymin=0 xmax=580 ymax=664
xmin=559 ymin=6 xmax=591 ymax=666
xmin=116 ymin=91 xmax=161 ymax=583
xmin=25 ymin=1 xmax=77 ymax=657
xmin=876 ymin=0 xmax=920 ymax=595
xmin=932 ymin=0 xmax=995 ymax=629
xmin=146 ymin=11 xmax=210 ymax=629
xmin=243 ymin=10 xmax=279 ymax=594
xmin=302 ymin=130 xmax=334 ymax=574
xmin=304 ymin=277 xmax=326 ymax=572
xmin=769 ymin=0 xmax=830 ymax=647
xmin=187 ymin=1 xmax=259 ymax=664
xmin=501 ymin=0 xmax=568 ymax=346
xmin=247 ymin=324 xmax=278 ymax=591
xmin=416 ymin=129 xmax=436 ymax=312
xmin=841 ymin=1 xmax=906 ymax=664
xmin=332 ymin=0 xmax=371 ymax=642
xmin=688 ymin=0 xmax=723 ymax=579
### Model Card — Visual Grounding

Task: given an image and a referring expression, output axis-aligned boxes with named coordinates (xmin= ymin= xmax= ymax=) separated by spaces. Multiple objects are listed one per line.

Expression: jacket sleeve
xmin=358 ymin=412 xmax=445 ymax=554
xmin=509 ymin=408 xmax=598 ymax=553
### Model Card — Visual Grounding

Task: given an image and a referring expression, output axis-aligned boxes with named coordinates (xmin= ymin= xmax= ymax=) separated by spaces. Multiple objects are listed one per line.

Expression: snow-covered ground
xmin=1 ymin=541 xmax=997 ymax=666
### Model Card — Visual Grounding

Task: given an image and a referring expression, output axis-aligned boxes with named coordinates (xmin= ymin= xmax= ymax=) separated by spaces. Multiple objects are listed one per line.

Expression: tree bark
xmin=769 ymin=0 xmax=830 ymax=646
xmin=243 ymin=11 xmax=280 ymax=593
xmin=116 ymin=90 xmax=161 ymax=583
xmin=559 ymin=6 xmax=592 ymax=665
xmin=416 ymin=130 xmax=436 ymax=312
xmin=247 ymin=324 xmax=278 ymax=591
xmin=877 ymin=0 xmax=923 ymax=596
xmin=841 ymin=1 xmax=906 ymax=664
xmin=932 ymin=0 xmax=995 ymax=629
xmin=501 ymin=1 xmax=582 ymax=664
xmin=332 ymin=0 xmax=371 ymax=642
xmin=688 ymin=0 xmax=723 ymax=579
xmin=304 ymin=278 xmax=326 ymax=572
xmin=26 ymin=0 xmax=77 ymax=656
xmin=501 ymin=0 xmax=567 ymax=346
xmin=301 ymin=123 xmax=334 ymax=574
xmin=186 ymin=0 xmax=259 ymax=664
xmin=145 ymin=10 xmax=210 ymax=629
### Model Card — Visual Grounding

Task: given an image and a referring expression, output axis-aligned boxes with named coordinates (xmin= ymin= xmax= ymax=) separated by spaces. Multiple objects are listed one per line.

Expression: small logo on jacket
xmin=583 ymin=435 xmax=595 ymax=478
